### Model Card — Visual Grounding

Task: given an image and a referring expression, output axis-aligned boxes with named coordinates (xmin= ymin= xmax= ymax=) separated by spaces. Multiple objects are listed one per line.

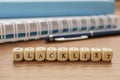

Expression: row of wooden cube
xmin=12 ymin=47 xmax=113 ymax=62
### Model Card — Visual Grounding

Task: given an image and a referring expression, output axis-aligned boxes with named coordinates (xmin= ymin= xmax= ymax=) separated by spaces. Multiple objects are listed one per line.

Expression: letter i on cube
xmin=80 ymin=47 xmax=90 ymax=61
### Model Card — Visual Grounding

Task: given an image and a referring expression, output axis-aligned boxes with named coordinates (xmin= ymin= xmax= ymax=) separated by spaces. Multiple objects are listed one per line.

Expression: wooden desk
xmin=0 ymin=1 xmax=120 ymax=80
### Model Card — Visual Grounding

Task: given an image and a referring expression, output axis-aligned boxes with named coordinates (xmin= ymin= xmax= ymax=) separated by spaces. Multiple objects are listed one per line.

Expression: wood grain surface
xmin=0 ymin=1 xmax=120 ymax=80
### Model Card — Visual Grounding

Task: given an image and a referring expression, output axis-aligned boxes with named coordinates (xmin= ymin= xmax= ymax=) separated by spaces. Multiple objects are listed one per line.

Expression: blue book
xmin=0 ymin=0 xmax=114 ymax=18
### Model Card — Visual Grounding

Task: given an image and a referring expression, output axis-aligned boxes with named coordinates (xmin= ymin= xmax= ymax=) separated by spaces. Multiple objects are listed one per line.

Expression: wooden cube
xmin=69 ymin=47 xmax=79 ymax=61
xmin=24 ymin=47 xmax=35 ymax=61
xmin=35 ymin=47 xmax=46 ymax=61
xmin=12 ymin=47 xmax=24 ymax=61
xmin=46 ymin=47 xmax=57 ymax=61
xmin=80 ymin=47 xmax=90 ymax=61
xmin=91 ymin=48 xmax=102 ymax=61
xmin=102 ymin=48 xmax=113 ymax=61
xmin=57 ymin=47 xmax=68 ymax=61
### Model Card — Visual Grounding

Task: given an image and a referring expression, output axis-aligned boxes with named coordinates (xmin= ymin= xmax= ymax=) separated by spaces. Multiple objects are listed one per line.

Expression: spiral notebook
xmin=0 ymin=15 xmax=118 ymax=43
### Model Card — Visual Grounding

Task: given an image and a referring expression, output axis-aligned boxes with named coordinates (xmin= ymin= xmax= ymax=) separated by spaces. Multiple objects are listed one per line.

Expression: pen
xmin=45 ymin=29 xmax=120 ymax=42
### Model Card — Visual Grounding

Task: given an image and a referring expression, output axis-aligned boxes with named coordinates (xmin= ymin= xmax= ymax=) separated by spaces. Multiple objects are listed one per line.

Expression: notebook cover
xmin=0 ymin=0 xmax=114 ymax=18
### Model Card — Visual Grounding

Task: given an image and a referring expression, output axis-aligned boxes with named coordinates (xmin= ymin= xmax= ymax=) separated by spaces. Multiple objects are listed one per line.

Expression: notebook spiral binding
xmin=0 ymin=15 xmax=118 ymax=43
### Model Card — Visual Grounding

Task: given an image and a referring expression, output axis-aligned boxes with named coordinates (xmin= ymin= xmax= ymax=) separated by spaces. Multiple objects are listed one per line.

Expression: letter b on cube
xmin=12 ymin=47 xmax=24 ymax=61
